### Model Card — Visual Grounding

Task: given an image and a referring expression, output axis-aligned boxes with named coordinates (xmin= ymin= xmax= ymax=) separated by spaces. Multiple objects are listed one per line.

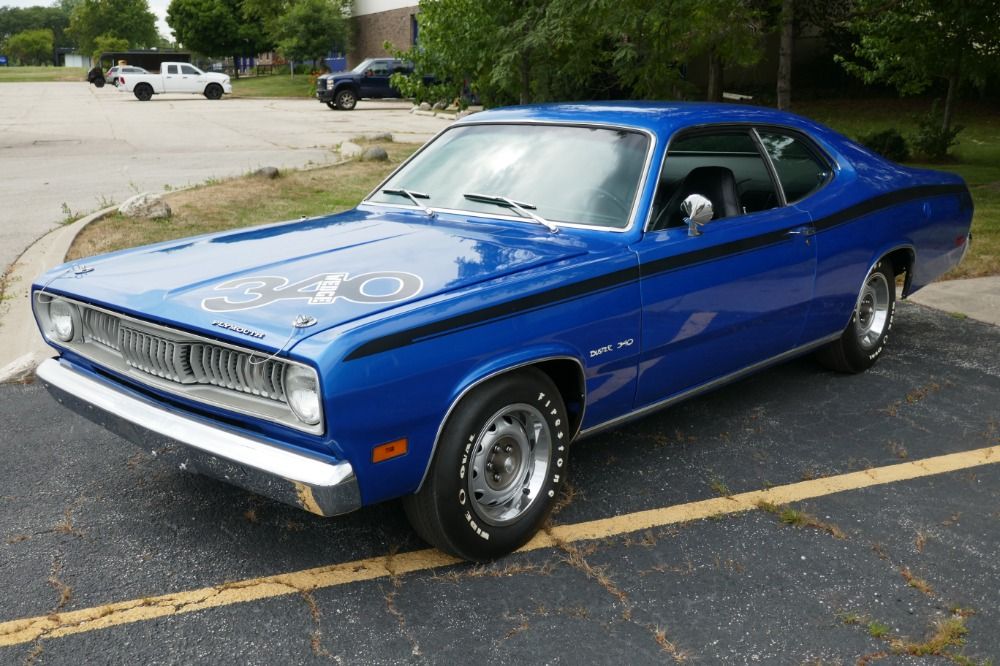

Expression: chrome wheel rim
xmin=855 ymin=271 xmax=890 ymax=350
xmin=467 ymin=403 xmax=551 ymax=526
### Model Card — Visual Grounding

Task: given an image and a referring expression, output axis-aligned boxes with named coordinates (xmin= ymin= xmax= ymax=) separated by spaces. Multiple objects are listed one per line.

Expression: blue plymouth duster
xmin=33 ymin=102 xmax=973 ymax=561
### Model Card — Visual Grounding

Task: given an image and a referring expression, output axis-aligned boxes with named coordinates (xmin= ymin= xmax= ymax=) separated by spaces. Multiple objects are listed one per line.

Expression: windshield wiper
xmin=463 ymin=193 xmax=558 ymax=233
xmin=382 ymin=188 xmax=434 ymax=216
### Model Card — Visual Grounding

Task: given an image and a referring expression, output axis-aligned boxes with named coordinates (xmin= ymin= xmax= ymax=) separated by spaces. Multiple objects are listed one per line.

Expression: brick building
xmin=348 ymin=0 xmax=419 ymax=67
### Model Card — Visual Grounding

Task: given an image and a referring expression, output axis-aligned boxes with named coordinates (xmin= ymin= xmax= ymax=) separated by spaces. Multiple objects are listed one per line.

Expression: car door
xmin=633 ymin=127 xmax=817 ymax=407
xmin=162 ymin=64 xmax=183 ymax=92
xmin=359 ymin=60 xmax=392 ymax=97
xmin=179 ymin=64 xmax=204 ymax=93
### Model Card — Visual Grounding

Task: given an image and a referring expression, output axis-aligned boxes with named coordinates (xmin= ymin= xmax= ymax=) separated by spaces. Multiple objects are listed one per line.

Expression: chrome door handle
xmin=786 ymin=226 xmax=816 ymax=237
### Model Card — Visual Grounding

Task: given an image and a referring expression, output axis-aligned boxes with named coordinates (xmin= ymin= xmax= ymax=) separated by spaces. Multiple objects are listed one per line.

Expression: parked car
xmin=32 ymin=102 xmax=972 ymax=561
xmin=316 ymin=58 xmax=434 ymax=110
xmin=115 ymin=62 xmax=232 ymax=101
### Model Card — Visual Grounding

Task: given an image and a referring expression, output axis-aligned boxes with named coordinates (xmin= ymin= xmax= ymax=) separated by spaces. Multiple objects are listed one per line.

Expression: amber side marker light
xmin=372 ymin=438 xmax=408 ymax=463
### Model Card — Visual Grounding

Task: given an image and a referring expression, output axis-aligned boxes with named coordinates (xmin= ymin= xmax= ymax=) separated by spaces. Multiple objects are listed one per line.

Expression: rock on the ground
xmin=361 ymin=146 xmax=389 ymax=162
xmin=0 ymin=352 xmax=42 ymax=384
xmin=363 ymin=131 xmax=393 ymax=142
xmin=418 ymin=102 xmax=432 ymax=111
xmin=432 ymin=101 xmax=448 ymax=110
xmin=253 ymin=166 xmax=279 ymax=179
xmin=118 ymin=193 xmax=171 ymax=220
xmin=339 ymin=141 xmax=363 ymax=159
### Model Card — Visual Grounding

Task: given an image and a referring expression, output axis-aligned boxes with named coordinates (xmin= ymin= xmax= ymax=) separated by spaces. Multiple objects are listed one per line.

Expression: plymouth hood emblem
xmin=211 ymin=321 xmax=266 ymax=339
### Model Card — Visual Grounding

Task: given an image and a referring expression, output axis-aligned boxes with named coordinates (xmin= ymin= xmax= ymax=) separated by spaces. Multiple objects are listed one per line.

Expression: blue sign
xmin=0 ymin=56 xmax=8 ymax=66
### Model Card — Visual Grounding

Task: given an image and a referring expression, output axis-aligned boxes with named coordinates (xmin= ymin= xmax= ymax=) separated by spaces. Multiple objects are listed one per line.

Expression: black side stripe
xmin=344 ymin=183 xmax=967 ymax=361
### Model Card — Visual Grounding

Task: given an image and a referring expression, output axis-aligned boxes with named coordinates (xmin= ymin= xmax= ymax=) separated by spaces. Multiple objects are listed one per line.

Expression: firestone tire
xmin=134 ymin=84 xmax=153 ymax=101
xmin=816 ymin=259 xmax=896 ymax=373
xmin=204 ymin=83 xmax=223 ymax=100
xmin=403 ymin=368 xmax=570 ymax=562
xmin=334 ymin=88 xmax=357 ymax=110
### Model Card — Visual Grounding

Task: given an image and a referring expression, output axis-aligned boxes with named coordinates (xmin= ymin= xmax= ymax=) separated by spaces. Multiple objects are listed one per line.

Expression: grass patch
xmin=757 ymin=500 xmax=847 ymax=539
xmin=0 ymin=66 xmax=86 ymax=83
xmin=67 ymin=142 xmax=415 ymax=260
xmin=231 ymin=74 xmax=317 ymax=98
xmin=868 ymin=620 xmax=891 ymax=638
xmin=797 ymin=99 xmax=999 ymax=279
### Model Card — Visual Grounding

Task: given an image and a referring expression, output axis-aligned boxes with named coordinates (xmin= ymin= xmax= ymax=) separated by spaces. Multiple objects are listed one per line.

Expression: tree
xmin=838 ymin=0 xmax=1000 ymax=133
xmin=92 ymin=33 xmax=129 ymax=61
xmin=167 ymin=0 xmax=268 ymax=71
xmin=5 ymin=28 xmax=54 ymax=65
xmin=67 ymin=0 xmax=159 ymax=55
xmin=687 ymin=0 xmax=767 ymax=102
xmin=0 ymin=5 xmax=72 ymax=50
xmin=275 ymin=0 xmax=349 ymax=67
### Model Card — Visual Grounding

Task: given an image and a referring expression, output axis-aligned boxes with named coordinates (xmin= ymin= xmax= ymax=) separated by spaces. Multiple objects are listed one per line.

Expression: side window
xmin=651 ymin=130 xmax=780 ymax=230
xmin=757 ymin=130 xmax=830 ymax=203
xmin=167 ymin=65 xmax=179 ymax=75
xmin=368 ymin=62 xmax=390 ymax=76
xmin=181 ymin=65 xmax=199 ymax=75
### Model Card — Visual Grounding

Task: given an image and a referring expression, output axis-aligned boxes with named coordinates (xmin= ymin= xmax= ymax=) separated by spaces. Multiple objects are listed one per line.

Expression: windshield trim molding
xmin=361 ymin=120 xmax=658 ymax=234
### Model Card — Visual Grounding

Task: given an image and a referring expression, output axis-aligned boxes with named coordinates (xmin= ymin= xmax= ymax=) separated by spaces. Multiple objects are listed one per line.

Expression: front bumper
xmin=316 ymin=87 xmax=335 ymax=102
xmin=37 ymin=358 xmax=360 ymax=517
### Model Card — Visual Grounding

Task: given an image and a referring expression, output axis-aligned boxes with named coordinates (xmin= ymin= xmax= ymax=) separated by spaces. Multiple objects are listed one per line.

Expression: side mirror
xmin=681 ymin=194 xmax=714 ymax=237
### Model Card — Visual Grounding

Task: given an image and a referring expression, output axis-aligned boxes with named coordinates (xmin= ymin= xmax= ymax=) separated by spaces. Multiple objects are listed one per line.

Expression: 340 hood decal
xmin=201 ymin=272 xmax=424 ymax=312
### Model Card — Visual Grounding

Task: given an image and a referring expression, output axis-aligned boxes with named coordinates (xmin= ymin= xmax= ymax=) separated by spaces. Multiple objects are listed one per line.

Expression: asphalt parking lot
xmin=0 ymin=83 xmax=449 ymax=273
xmin=1 ymin=302 xmax=998 ymax=664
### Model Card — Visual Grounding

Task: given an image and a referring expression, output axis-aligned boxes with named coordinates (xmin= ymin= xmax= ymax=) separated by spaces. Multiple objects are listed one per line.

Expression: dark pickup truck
xmin=316 ymin=57 xmax=433 ymax=110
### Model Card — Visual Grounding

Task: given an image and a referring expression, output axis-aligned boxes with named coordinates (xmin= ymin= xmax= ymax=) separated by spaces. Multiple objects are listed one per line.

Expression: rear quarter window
xmin=757 ymin=130 xmax=831 ymax=203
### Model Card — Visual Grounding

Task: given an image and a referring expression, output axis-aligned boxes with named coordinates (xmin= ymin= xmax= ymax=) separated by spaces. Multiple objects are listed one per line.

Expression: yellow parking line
xmin=1 ymin=445 xmax=996 ymax=648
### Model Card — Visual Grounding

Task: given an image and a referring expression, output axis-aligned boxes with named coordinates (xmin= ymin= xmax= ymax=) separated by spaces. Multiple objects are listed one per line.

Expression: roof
xmin=459 ymin=101 xmax=835 ymax=140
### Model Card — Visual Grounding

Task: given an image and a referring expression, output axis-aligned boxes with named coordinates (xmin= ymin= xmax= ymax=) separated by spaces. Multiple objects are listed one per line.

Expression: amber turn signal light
xmin=372 ymin=438 xmax=408 ymax=463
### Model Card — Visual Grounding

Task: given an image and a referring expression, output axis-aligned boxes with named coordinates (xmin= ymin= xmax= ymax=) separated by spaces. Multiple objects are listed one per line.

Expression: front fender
xmin=416 ymin=346 xmax=587 ymax=491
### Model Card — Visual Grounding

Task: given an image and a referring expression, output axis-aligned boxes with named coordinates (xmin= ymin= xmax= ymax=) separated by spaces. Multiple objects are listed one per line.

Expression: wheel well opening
xmin=884 ymin=247 xmax=915 ymax=297
xmin=534 ymin=359 xmax=586 ymax=439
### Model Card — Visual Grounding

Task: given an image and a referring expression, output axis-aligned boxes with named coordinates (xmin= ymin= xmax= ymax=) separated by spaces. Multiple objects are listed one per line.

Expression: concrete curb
xmin=908 ymin=276 xmax=1000 ymax=326
xmin=0 ymin=204 xmax=118 ymax=381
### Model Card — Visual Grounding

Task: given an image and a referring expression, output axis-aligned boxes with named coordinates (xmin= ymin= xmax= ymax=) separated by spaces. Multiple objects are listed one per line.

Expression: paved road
xmin=0 ymin=83 xmax=448 ymax=273
xmin=1 ymin=303 xmax=998 ymax=663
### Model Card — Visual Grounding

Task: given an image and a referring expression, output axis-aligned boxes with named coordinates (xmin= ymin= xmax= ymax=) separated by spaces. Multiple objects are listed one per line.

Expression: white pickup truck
xmin=116 ymin=62 xmax=232 ymax=101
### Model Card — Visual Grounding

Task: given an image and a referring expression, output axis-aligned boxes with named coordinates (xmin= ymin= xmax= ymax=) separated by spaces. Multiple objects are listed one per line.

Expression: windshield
xmin=368 ymin=124 xmax=650 ymax=229
xmin=350 ymin=58 xmax=374 ymax=74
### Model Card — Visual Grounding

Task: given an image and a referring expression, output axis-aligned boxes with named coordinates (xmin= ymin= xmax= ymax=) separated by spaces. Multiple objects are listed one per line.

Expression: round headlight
xmin=48 ymin=299 xmax=78 ymax=342
xmin=284 ymin=365 xmax=321 ymax=426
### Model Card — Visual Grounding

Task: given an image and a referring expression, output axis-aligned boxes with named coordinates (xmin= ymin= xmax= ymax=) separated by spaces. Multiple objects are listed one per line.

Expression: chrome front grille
xmin=34 ymin=293 xmax=322 ymax=433
xmin=114 ymin=325 xmax=286 ymax=400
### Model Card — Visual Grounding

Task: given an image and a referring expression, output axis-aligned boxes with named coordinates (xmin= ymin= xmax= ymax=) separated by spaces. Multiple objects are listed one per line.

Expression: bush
xmin=857 ymin=128 xmax=910 ymax=162
xmin=911 ymin=102 xmax=963 ymax=162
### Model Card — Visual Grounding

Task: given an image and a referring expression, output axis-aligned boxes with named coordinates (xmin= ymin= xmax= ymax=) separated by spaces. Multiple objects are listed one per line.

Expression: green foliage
xmin=91 ymin=33 xmax=128 ymax=61
xmin=857 ymin=128 xmax=910 ymax=162
xmin=167 ymin=0 xmax=268 ymax=58
xmin=4 ymin=28 xmax=55 ymax=65
xmin=0 ymin=5 xmax=71 ymax=49
xmin=912 ymin=102 xmax=964 ymax=162
xmin=838 ymin=0 xmax=1000 ymax=130
xmin=275 ymin=0 xmax=349 ymax=66
xmin=388 ymin=0 xmax=767 ymax=108
xmin=67 ymin=0 xmax=159 ymax=54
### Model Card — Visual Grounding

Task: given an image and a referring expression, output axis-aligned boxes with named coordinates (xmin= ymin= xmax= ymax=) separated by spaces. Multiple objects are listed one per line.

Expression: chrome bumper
xmin=37 ymin=358 xmax=361 ymax=517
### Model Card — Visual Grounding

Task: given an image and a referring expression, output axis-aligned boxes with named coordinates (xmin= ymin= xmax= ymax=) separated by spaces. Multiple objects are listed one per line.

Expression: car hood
xmin=37 ymin=208 xmax=589 ymax=350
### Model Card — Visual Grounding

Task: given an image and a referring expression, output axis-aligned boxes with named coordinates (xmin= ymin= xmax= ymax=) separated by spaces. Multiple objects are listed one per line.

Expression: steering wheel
xmin=582 ymin=187 xmax=630 ymax=218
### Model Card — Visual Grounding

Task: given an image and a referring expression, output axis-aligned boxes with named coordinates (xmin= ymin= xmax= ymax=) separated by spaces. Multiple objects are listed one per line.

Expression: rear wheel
xmin=134 ymin=83 xmax=153 ymax=101
xmin=334 ymin=88 xmax=357 ymax=110
xmin=403 ymin=368 xmax=570 ymax=561
xmin=817 ymin=259 xmax=895 ymax=373
xmin=204 ymin=83 xmax=223 ymax=100
xmin=94 ymin=78 xmax=105 ymax=88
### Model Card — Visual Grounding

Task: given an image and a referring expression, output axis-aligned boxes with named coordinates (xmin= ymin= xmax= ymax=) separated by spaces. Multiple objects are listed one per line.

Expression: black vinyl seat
xmin=653 ymin=166 xmax=742 ymax=230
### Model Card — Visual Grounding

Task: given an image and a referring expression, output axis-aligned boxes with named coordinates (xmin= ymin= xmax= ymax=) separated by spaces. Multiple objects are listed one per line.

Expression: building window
xmin=411 ymin=14 xmax=419 ymax=46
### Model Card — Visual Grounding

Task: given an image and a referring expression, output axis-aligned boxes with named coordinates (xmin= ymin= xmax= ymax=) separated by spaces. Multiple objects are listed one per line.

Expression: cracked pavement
xmin=0 ymin=302 xmax=998 ymax=664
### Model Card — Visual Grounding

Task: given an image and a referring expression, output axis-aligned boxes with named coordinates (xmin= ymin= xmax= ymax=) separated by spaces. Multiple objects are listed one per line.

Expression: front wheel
xmin=325 ymin=101 xmax=337 ymax=110
xmin=817 ymin=259 xmax=896 ymax=373
xmin=334 ymin=88 xmax=357 ymax=110
xmin=94 ymin=78 xmax=105 ymax=88
xmin=403 ymin=368 xmax=570 ymax=561
xmin=204 ymin=83 xmax=223 ymax=100
xmin=134 ymin=83 xmax=153 ymax=101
